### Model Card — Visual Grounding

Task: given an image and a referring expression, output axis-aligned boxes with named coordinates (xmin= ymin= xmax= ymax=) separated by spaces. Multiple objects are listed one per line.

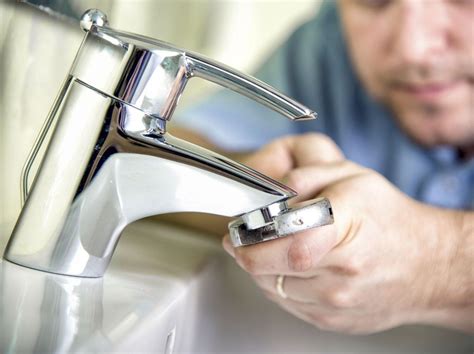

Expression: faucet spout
xmin=4 ymin=81 xmax=294 ymax=277
xmin=59 ymin=151 xmax=290 ymax=277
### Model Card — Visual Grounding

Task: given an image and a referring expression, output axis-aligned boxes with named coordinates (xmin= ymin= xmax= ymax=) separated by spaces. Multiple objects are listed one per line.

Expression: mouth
xmin=392 ymin=79 xmax=466 ymax=102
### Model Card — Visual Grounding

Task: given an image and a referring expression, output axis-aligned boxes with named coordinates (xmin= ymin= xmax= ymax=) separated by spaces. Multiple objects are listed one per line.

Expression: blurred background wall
xmin=0 ymin=0 xmax=321 ymax=245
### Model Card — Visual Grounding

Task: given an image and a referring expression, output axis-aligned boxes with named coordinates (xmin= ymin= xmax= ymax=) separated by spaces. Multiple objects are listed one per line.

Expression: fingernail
xmin=222 ymin=235 xmax=236 ymax=257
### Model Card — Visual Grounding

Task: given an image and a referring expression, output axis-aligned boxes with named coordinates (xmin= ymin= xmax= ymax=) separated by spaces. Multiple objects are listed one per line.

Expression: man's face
xmin=338 ymin=0 xmax=474 ymax=151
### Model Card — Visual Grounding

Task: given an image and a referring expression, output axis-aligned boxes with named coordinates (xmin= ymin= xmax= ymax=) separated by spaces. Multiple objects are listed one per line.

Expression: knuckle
xmin=327 ymin=255 xmax=364 ymax=277
xmin=340 ymin=160 xmax=359 ymax=174
xmin=287 ymin=239 xmax=313 ymax=273
xmin=303 ymin=133 xmax=343 ymax=156
xmin=357 ymin=168 xmax=385 ymax=185
xmin=344 ymin=256 xmax=363 ymax=276
xmin=325 ymin=288 xmax=355 ymax=309
xmin=266 ymin=139 xmax=285 ymax=154
xmin=285 ymin=170 xmax=307 ymax=193
xmin=303 ymin=132 xmax=330 ymax=144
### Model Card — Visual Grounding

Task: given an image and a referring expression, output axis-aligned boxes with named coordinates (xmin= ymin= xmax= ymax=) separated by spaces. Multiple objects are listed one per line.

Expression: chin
xmin=382 ymin=88 xmax=473 ymax=145
xmin=392 ymin=108 xmax=474 ymax=150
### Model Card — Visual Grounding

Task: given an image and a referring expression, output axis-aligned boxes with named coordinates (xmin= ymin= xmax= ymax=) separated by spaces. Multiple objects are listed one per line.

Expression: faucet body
xmin=4 ymin=12 xmax=316 ymax=277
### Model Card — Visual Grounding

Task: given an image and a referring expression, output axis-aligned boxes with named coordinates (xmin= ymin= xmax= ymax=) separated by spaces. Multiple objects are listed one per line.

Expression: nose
xmin=393 ymin=1 xmax=449 ymax=67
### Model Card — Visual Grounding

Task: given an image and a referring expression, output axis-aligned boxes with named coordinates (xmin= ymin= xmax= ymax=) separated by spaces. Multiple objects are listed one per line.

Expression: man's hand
xmin=223 ymin=133 xmax=473 ymax=334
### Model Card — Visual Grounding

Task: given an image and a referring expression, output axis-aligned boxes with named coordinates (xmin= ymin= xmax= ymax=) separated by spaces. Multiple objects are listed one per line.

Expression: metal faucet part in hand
xmin=4 ymin=9 xmax=332 ymax=277
xmin=230 ymin=198 xmax=334 ymax=247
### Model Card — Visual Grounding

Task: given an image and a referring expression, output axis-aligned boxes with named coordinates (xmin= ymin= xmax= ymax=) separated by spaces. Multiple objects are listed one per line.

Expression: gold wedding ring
xmin=276 ymin=274 xmax=288 ymax=299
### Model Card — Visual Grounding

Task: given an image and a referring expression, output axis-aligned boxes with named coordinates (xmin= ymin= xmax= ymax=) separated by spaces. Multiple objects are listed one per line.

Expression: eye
xmin=355 ymin=0 xmax=393 ymax=9
xmin=449 ymin=0 xmax=474 ymax=7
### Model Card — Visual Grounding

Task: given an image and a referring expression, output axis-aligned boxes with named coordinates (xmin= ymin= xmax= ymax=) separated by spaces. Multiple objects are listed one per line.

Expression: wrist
xmin=421 ymin=208 xmax=474 ymax=332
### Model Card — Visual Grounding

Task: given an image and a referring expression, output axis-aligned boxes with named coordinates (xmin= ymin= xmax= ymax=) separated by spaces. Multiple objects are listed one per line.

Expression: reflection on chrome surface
xmin=4 ymin=10 xmax=316 ymax=277
xmin=0 ymin=261 xmax=106 ymax=353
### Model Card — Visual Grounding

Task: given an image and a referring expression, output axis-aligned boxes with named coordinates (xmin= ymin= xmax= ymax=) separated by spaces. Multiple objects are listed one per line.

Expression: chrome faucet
xmin=4 ymin=10 xmax=331 ymax=278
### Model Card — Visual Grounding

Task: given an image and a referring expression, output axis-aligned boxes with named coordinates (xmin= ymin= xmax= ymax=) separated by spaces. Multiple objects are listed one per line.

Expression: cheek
xmin=342 ymin=19 xmax=391 ymax=97
xmin=449 ymin=6 xmax=474 ymax=54
xmin=342 ymin=10 xmax=393 ymax=97
xmin=458 ymin=34 xmax=474 ymax=65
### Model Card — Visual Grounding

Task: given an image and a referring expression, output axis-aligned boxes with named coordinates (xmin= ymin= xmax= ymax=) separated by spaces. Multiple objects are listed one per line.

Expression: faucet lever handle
xmin=75 ymin=10 xmax=317 ymax=123
xmin=186 ymin=55 xmax=317 ymax=121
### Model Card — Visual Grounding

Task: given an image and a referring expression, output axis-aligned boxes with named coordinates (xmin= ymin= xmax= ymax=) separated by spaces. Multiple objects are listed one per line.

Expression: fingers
xmin=261 ymin=290 xmax=359 ymax=333
xmin=284 ymin=161 xmax=365 ymax=203
xmin=290 ymin=133 xmax=344 ymax=166
xmin=242 ymin=137 xmax=295 ymax=180
xmin=241 ymin=133 xmax=344 ymax=180
xmin=254 ymin=274 xmax=359 ymax=308
xmin=262 ymin=290 xmax=319 ymax=324
xmin=222 ymin=162 xmax=365 ymax=279
xmin=222 ymin=223 xmax=339 ymax=276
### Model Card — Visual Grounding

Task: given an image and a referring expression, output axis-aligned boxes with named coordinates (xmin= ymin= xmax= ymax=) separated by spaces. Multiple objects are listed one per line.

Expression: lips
xmin=394 ymin=79 xmax=464 ymax=102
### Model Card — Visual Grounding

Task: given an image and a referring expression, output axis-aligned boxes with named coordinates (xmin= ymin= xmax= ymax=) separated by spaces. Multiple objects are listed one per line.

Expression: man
xmin=174 ymin=0 xmax=473 ymax=334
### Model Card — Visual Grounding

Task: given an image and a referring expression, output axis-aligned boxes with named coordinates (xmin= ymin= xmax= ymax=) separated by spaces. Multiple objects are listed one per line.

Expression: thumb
xmin=284 ymin=161 xmax=365 ymax=203
xmin=242 ymin=137 xmax=295 ymax=180
xmin=291 ymin=133 xmax=344 ymax=167
xmin=242 ymin=133 xmax=344 ymax=180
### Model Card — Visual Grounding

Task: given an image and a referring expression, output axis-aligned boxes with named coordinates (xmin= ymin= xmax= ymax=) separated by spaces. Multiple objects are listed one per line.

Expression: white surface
xmin=0 ymin=220 xmax=220 ymax=353
xmin=1 ymin=220 xmax=472 ymax=353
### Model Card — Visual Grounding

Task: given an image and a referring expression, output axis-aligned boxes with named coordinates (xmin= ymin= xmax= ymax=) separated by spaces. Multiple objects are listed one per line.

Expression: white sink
xmin=1 ymin=220 xmax=472 ymax=353
xmin=0 ymin=220 xmax=220 ymax=353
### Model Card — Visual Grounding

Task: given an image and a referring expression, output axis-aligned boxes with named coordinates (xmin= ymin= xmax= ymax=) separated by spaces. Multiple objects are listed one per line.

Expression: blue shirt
xmin=176 ymin=1 xmax=474 ymax=210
